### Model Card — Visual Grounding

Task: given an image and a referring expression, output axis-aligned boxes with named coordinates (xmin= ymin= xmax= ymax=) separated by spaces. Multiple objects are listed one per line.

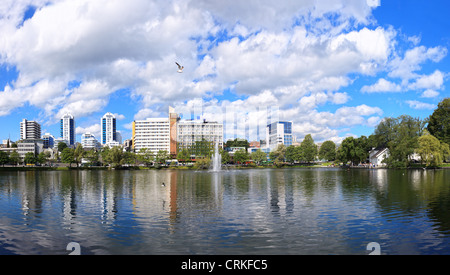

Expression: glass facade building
xmin=266 ymin=121 xmax=293 ymax=150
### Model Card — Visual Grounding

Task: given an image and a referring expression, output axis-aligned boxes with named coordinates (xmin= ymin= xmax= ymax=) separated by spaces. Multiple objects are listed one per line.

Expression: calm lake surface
xmin=0 ymin=168 xmax=449 ymax=255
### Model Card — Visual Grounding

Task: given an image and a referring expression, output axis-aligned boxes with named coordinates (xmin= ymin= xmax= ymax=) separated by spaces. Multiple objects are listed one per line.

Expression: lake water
xmin=0 ymin=168 xmax=449 ymax=255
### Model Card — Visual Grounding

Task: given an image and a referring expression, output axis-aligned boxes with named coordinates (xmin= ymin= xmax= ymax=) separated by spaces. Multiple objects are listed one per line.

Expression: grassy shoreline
xmin=0 ymin=163 xmax=449 ymax=171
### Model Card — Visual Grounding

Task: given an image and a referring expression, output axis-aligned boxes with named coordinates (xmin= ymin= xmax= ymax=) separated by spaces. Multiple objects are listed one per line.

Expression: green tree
xmin=336 ymin=137 xmax=356 ymax=165
xmin=427 ymin=98 xmax=450 ymax=145
xmin=354 ymin=136 xmax=371 ymax=164
xmin=193 ymin=139 xmax=214 ymax=158
xmin=373 ymin=117 xmax=397 ymax=148
xmin=177 ymin=148 xmax=190 ymax=164
xmin=269 ymin=144 xmax=286 ymax=164
xmin=137 ymin=148 xmax=154 ymax=167
xmin=392 ymin=115 xmax=425 ymax=167
xmin=417 ymin=132 xmax=443 ymax=167
xmin=9 ymin=151 xmax=20 ymax=166
xmin=319 ymin=140 xmax=336 ymax=161
xmin=123 ymin=151 xmax=136 ymax=166
xmin=57 ymin=142 xmax=68 ymax=152
xmin=84 ymin=150 xmax=99 ymax=166
xmin=61 ymin=148 xmax=75 ymax=167
xmin=194 ymin=157 xmax=211 ymax=169
xmin=108 ymin=146 xmax=125 ymax=168
xmin=251 ymin=149 xmax=267 ymax=165
xmin=337 ymin=136 xmax=371 ymax=165
xmin=220 ymin=149 xmax=230 ymax=164
xmin=155 ymin=150 xmax=169 ymax=164
xmin=441 ymin=142 xmax=450 ymax=162
xmin=0 ymin=151 xmax=9 ymax=166
xmin=285 ymin=145 xmax=297 ymax=163
xmin=73 ymin=144 xmax=84 ymax=167
xmin=300 ymin=134 xmax=317 ymax=163
xmin=234 ymin=149 xmax=249 ymax=164
xmin=37 ymin=152 xmax=47 ymax=165
xmin=225 ymin=138 xmax=250 ymax=150
xmin=24 ymin=152 xmax=37 ymax=165
xmin=373 ymin=115 xmax=425 ymax=167
xmin=100 ymin=147 xmax=112 ymax=166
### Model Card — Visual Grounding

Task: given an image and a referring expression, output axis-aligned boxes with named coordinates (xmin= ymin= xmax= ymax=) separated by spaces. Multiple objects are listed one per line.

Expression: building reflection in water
xmin=131 ymin=170 xmax=180 ymax=233
xmin=3 ymin=168 xmax=450 ymax=255
xmin=370 ymin=168 xmax=388 ymax=192
xmin=100 ymin=172 xmax=118 ymax=225
xmin=169 ymin=171 xmax=178 ymax=232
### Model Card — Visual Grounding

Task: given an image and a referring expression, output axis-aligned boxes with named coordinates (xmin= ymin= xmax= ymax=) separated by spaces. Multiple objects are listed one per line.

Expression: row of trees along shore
xmin=221 ymin=98 xmax=449 ymax=168
xmin=281 ymin=98 xmax=449 ymax=168
xmin=0 ymin=98 xmax=448 ymax=169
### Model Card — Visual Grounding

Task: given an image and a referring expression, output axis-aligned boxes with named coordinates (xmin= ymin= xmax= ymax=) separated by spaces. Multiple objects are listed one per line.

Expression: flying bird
xmin=175 ymin=62 xmax=184 ymax=73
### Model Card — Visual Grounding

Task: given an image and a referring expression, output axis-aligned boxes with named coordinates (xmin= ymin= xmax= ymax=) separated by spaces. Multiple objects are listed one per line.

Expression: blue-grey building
xmin=266 ymin=121 xmax=293 ymax=150
xmin=42 ymin=133 xmax=55 ymax=149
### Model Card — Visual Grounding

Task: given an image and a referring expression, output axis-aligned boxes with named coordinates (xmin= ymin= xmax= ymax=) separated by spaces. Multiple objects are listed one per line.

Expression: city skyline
xmin=0 ymin=1 xmax=449 ymax=144
xmin=8 ymin=107 xmax=291 ymax=146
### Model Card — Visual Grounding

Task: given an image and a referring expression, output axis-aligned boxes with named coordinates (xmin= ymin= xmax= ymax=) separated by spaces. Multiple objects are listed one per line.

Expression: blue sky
xmin=0 ymin=0 xmax=448 ymax=144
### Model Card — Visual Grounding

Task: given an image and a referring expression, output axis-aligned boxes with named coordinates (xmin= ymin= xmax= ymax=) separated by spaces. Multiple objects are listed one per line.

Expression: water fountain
xmin=210 ymin=142 xmax=222 ymax=172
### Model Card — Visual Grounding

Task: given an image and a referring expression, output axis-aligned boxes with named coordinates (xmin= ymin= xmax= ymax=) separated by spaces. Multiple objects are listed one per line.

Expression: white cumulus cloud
xmin=406 ymin=100 xmax=436 ymax=110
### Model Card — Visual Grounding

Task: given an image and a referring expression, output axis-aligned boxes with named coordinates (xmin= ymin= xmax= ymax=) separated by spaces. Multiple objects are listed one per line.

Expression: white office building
xmin=20 ymin=119 xmax=41 ymax=140
xmin=81 ymin=132 xmax=101 ymax=150
xmin=132 ymin=118 xmax=170 ymax=154
xmin=17 ymin=139 xmax=44 ymax=160
xmin=177 ymin=120 xmax=223 ymax=149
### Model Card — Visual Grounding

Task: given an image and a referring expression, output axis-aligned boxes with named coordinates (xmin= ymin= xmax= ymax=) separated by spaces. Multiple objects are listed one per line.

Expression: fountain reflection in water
xmin=210 ymin=142 xmax=222 ymax=172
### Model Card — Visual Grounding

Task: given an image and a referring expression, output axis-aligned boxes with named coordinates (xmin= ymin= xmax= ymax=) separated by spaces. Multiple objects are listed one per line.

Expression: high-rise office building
xmin=101 ymin=112 xmax=117 ymax=145
xmin=132 ymin=107 xmax=223 ymax=157
xmin=20 ymin=119 xmax=41 ymax=140
xmin=266 ymin=121 xmax=293 ymax=150
xmin=60 ymin=113 xmax=75 ymax=146
xmin=132 ymin=107 xmax=179 ymax=155
xmin=132 ymin=118 xmax=170 ymax=154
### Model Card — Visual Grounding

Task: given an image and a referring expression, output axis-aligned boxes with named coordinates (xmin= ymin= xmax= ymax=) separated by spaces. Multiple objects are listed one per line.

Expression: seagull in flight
xmin=175 ymin=62 xmax=184 ymax=73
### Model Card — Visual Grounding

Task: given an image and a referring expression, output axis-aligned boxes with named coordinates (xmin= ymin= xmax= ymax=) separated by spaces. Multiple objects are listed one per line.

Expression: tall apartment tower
xmin=20 ymin=119 xmax=41 ymax=140
xmin=101 ymin=112 xmax=117 ymax=145
xmin=60 ymin=113 xmax=75 ymax=146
